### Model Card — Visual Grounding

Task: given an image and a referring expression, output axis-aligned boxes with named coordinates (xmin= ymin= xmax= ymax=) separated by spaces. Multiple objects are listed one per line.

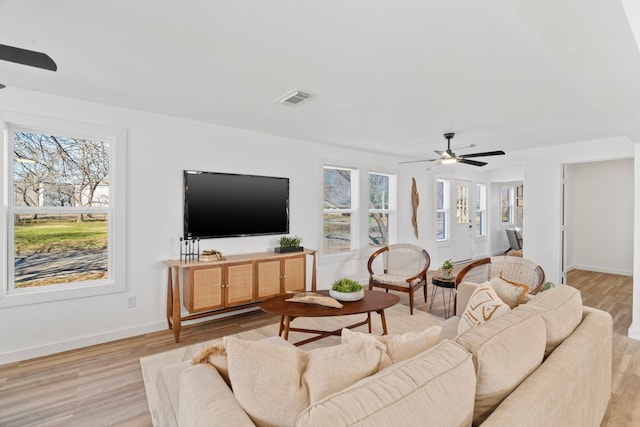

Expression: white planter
xmin=329 ymin=289 xmax=365 ymax=302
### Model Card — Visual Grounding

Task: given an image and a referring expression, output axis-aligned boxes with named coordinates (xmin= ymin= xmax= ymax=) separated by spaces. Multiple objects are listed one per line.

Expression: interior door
xmin=453 ymin=179 xmax=473 ymax=262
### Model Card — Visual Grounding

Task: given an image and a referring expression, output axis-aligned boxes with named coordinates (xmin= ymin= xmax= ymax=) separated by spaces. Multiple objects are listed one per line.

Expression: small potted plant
xmin=329 ymin=278 xmax=364 ymax=302
xmin=275 ymin=235 xmax=304 ymax=253
xmin=441 ymin=259 xmax=454 ymax=279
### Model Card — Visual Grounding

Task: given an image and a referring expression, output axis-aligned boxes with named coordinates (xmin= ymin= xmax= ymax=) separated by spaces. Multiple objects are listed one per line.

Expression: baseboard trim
xmin=0 ymin=305 xmax=263 ymax=366
xmin=567 ymin=264 xmax=632 ymax=277
xmin=628 ymin=324 xmax=640 ymax=341
xmin=0 ymin=321 xmax=167 ymax=366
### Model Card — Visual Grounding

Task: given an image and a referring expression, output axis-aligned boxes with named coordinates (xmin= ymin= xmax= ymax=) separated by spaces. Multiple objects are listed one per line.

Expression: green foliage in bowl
xmin=441 ymin=259 xmax=454 ymax=270
xmin=278 ymin=235 xmax=302 ymax=247
xmin=331 ymin=278 xmax=362 ymax=293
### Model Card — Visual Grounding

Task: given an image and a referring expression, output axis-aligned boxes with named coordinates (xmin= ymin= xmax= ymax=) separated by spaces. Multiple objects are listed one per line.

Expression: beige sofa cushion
xmin=523 ymin=285 xmax=583 ymax=355
xmin=456 ymin=307 xmax=546 ymax=424
xmin=224 ymin=336 xmax=384 ymax=427
xmin=296 ymin=340 xmax=476 ymax=427
xmin=458 ymin=281 xmax=510 ymax=335
xmin=341 ymin=325 xmax=441 ymax=369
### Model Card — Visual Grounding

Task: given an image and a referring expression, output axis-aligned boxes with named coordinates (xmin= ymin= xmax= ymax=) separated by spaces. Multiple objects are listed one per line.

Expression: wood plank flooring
xmin=0 ymin=269 xmax=637 ymax=426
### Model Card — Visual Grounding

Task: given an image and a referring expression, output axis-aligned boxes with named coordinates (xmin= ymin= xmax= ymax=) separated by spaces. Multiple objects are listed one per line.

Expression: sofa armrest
xmin=179 ymin=363 xmax=255 ymax=427
xmin=481 ymin=307 xmax=612 ymax=427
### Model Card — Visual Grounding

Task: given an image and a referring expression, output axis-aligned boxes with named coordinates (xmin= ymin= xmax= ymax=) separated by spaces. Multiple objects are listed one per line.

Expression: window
xmin=368 ymin=172 xmax=393 ymax=248
xmin=323 ymin=166 xmax=358 ymax=254
xmin=456 ymin=184 xmax=469 ymax=224
xmin=436 ymin=178 xmax=450 ymax=241
xmin=475 ymin=184 xmax=487 ymax=237
xmin=501 ymin=185 xmax=514 ymax=223
xmin=1 ymin=114 xmax=126 ymax=306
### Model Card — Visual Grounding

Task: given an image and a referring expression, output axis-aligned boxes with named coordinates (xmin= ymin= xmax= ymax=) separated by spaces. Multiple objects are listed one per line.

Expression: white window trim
xmin=0 ymin=112 xmax=127 ymax=307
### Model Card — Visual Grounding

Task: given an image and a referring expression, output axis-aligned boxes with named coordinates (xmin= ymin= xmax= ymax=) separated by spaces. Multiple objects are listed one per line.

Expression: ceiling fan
xmin=401 ymin=132 xmax=505 ymax=167
xmin=0 ymin=43 xmax=57 ymax=89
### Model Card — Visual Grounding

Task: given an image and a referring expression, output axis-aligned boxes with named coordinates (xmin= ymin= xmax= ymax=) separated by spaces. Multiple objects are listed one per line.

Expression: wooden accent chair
xmin=505 ymin=228 xmax=524 ymax=256
xmin=367 ymin=244 xmax=431 ymax=315
xmin=455 ymin=255 xmax=545 ymax=294
xmin=453 ymin=255 xmax=545 ymax=313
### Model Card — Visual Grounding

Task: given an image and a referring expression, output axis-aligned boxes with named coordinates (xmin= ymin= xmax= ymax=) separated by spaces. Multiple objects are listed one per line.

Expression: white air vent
xmin=276 ymin=90 xmax=311 ymax=105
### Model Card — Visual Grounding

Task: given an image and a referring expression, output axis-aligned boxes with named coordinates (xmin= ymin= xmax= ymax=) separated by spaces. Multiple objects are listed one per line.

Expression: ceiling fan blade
xmin=0 ymin=44 xmax=57 ymax=71
xmin=0 ymin=83 xmax=5 ymax=89
xmin=399 ymin=158 xmax=440 ymax=164
xmin=459 ymin=150 xmax=505 ymax=159
xmin=458 ymin=158 xmax=487 ymax=167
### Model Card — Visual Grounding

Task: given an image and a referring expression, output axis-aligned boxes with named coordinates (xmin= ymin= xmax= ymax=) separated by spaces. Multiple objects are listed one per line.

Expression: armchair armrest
xmin=367 ymin=246 xmax=389 ymax=275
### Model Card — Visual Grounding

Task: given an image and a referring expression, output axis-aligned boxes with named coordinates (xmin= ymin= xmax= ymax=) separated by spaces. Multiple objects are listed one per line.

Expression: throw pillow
xmin=191 ymin=336 xmax=295 ymax=387
xmin=490 ymin=272 xmax=530 ymax=308
xmin=457 ymin=281 xmax=510 ymax=335
xmin=192 ymin=342 xmax=229 ymax=386
xmin=341 ymin=326 xmax=442 ymax=369
xmin=223 ymin=336 xmax=384 ymax=427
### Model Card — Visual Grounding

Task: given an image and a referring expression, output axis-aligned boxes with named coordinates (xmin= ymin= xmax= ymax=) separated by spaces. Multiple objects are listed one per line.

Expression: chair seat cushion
xmin=372 ymin=273 xmax=421 ymax=286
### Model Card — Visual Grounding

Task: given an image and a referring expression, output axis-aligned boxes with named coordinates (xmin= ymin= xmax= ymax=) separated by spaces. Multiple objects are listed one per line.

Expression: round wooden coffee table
xmin=259 ymin=290 xmax=400 ymax=346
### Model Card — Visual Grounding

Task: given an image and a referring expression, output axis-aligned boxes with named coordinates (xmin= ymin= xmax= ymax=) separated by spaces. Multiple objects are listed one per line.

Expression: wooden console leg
xmin=172 ymin=266 xmax=182 ymax=343
xmin=166 ymin=267 xmax=173 ymax=330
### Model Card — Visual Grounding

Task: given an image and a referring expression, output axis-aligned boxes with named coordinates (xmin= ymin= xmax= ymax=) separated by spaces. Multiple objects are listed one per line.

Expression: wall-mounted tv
xmin=183 ymin=170 xmax=290 ymax=239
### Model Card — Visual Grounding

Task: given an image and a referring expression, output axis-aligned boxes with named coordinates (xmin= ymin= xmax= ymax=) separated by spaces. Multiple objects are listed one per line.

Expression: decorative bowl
xmin=329 ymin=289 xmax=365 ymax=302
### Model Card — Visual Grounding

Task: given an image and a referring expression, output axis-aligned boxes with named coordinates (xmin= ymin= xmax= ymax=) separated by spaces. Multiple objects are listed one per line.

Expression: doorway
xmin=453 ymin=179 xmax=473 ymax=262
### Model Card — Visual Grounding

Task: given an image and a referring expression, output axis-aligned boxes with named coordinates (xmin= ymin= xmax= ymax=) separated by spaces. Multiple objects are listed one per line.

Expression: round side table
xmin=430 ymin=275 xmax=456 ymax=319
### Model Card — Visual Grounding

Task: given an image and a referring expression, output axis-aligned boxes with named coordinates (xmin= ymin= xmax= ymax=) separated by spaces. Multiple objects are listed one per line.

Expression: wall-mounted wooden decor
xmin=412 ymin=177 xmax=419 ymax=238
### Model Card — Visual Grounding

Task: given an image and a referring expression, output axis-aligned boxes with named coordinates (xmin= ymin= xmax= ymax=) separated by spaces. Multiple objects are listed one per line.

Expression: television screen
xmin=183 ymin=170 xmax=290 ymax=239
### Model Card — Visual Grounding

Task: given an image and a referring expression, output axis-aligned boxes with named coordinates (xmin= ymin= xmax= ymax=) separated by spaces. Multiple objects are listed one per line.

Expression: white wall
xmin=515 ymin=138 xmax=634 ymax=285
xmin=565 ymin=159 xmax=634 ymax=276
xmin=0 ymin=89 xmax=407 ymax=364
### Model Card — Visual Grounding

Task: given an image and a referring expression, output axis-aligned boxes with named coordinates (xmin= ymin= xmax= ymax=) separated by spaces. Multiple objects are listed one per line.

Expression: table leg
xmin=172 ymin=266 xmax=182 ymax=343
xmin=278 ymin=315 xmax=285 ymax=336
xmin=367 ymin=312 xmax=372 ymax=333
xmin=379 ymin=309 xmax=389 ymax=335
xmin=284 ymin=316 xmax=291 ymax=341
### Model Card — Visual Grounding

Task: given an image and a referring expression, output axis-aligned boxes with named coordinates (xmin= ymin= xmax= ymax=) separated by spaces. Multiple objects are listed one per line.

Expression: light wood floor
xmin=0 ymin=270 xmax=637 ymax=426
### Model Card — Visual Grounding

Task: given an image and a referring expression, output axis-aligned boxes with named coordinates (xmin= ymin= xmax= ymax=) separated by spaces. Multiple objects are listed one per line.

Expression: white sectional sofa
xmin=152 ymin=282 xmax=612 ymax=427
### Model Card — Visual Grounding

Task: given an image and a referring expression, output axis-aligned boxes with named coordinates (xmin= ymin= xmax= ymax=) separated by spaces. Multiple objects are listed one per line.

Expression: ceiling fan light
xmin=441 ymin=157 xmax=457 ymax=165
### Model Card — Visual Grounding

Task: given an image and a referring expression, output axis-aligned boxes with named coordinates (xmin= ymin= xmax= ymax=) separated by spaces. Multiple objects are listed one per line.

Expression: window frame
xmin=436 ymin=178 xmax=450 ymax=242
xmin=0 ymin=113 xmax=126 ymax=307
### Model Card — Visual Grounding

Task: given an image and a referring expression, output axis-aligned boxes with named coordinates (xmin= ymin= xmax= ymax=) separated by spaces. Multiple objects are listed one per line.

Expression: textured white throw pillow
xmin=457 ymin=281 xmax=510 ymax=335
xmin=341 ymin=326 xmax=442 ymax=369
xmin=490 ymin=272 xmax=530 ymax=309
xmin=223 ymin=336 xmax=384 ymax=427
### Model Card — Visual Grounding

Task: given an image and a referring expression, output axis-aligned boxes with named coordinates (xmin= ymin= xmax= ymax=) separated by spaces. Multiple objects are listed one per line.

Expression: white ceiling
xmin=1 ymin=0 xmax=640 ymax=160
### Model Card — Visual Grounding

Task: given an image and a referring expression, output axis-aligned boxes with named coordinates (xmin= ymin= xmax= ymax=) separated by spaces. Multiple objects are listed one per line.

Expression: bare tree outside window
xmin=12 ymin=130 xmax=110 ymax=288
xmin=323 ymin=167 xmax=355 ymax=253
xmin=369 ymin=173 xmax=391 ymax=247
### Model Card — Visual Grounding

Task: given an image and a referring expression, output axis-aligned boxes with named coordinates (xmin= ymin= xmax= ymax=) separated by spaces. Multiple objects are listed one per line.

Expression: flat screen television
xmin=183 ymin=170 xmax=290 ymax=239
